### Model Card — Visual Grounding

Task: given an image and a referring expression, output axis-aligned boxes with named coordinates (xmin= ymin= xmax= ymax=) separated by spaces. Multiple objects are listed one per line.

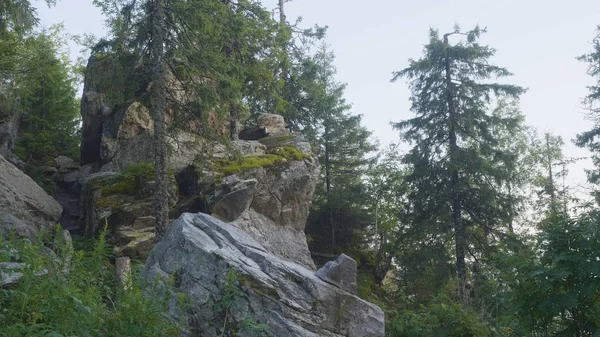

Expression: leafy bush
xmin=386 ymin=287 xmax=491 ymax=337
xmin=0 ymin=227 xmax=181 ymax=337
xmin=100 ymin=162 xmax=156 ymax=195
xmin=213 ymin=269 xmax=269 ymax=337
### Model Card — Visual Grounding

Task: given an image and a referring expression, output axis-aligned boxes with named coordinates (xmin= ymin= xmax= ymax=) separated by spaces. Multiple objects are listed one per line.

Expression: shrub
xmin=0 ymin=227 xmax=181 ymax=337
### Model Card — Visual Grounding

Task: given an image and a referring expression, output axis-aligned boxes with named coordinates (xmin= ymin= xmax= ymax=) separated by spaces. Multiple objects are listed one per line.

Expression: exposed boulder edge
xmin=0 ymin=155 xmax=62 ymax=238
xmin=258 ymin=113 xmax=287 ymax=136
xmin=142 ymin=212 xmax=385 ymax=337
xmin=316 ymin=254 xmax=358 ymax=295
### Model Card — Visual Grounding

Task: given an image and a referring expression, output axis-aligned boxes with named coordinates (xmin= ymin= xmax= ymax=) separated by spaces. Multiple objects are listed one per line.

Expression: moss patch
xmin=99 ymin=162 xmax=155 ymax=196
xmin=257 ymin=134 xmax=295 ymax=148
xmin=269 ymin=146 xmax=311 ymax=161
xmin=238 ymin=274 xmax=281 ymax=300
xmin=212 ymin=146 xmax=311 ymax=176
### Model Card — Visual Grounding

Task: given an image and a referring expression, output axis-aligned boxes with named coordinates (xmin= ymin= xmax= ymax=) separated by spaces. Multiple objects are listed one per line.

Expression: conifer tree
xmin=305 ymin=45 xmax=376 ymax=259
xmin=577 ymin=26 xmax=600 ymax=193
xmin=15 ymin=26 xmax=80 ymax=165
xmin=392 ymin=26 xmax=525 ymax=304
xmin=91 ymin=0 xmax=286 ymax=238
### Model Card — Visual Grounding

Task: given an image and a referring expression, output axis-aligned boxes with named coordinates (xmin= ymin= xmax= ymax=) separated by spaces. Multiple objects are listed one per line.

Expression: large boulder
xmin=258 ymin=113 xmax=287 ymax=136
xmin=0 ymin=155 xmax=62 ymax=237
xmin=142 ymin=213 xmax=385 ymax=337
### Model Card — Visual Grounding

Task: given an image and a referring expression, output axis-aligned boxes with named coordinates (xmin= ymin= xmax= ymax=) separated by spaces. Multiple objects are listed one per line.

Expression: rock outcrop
xmin=316 ymin=254 xmax=358 ymax=295
xmin=80 ymin=170 xmax=178 ymax=259
xmin=0 ymin=155 xmax=63 ymax=238
xmin=142 ymin=212 xmax=385 ymax=337
xmin=80 ymin=57 xmax=319 ymax=269
xmin=211 ymin=132 xmax=319 ymax=270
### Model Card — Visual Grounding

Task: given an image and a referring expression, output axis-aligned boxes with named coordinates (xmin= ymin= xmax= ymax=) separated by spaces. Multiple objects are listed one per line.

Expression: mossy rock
xmin=211 ymin=146 xmax=311 ymax=176
xmin=257 ymin=134 xmax=295 ymax=148
xmin=268 ymin=146 xmax=311 ymax=162
xmin=238 ymin=273 xmax=281 ymax=300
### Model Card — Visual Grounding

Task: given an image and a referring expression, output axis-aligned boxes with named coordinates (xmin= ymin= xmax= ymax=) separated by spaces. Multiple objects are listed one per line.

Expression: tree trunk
xmin=444 ymin=33 xmax=467 ymax=306
xmin=151 ymin=0 xmax=169 ymax=241
xmin=324 ymin=124 xmax=334 ymax=252
xmin=115 ymin=256 xmax=131 ymax=291
xmin=221 ymin=0 xmax=238 ymax=141
xmin=278 ymin=0 xmax=286 ymax=24
xmin=546 ymin=133 xmax=557 ymax=213
xmin=230 ymin=109 xmax=239 ymax=140
xmin=507 ymin=180 xmax=514 ymax=234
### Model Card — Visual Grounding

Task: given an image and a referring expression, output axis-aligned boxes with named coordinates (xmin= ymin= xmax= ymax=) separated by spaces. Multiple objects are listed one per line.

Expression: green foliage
xmin=0 ymin=227 xmax=181 ymax=336
xmin=391 ymin=25 xmax=526 ymax=303
xmin=213 ymin=269 xmax=269 ymax=337
xmin=385 ymin=285 xmax=491 ymax=337
xmin=305 ymin=44 xmax=377 ymax=261
xmin=13 ymin=25 xmax=81 ymax=166
xmin=511 ymin=211 xmax=600 ymax=336
xmin=212 ymin=146 xmax=310 ymax=176
xmin=388 ymin=301 xmax=491 ymax=337
xmin=100 ymin=162 xmax=155 ymax=195
xmin=576 ymin=26 xmax=600 ymax=192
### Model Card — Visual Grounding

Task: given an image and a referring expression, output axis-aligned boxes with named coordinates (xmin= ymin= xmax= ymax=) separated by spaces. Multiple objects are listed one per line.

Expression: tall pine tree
xmin=392 ymin=26 xmax=525 ymax=304
xmin=305 ymin=45 xmax=376 ymax=262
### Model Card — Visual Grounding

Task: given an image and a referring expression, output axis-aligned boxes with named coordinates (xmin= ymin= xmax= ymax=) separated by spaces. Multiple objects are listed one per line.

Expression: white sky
xmin=35 ymin=0 xmax=600 ymax=198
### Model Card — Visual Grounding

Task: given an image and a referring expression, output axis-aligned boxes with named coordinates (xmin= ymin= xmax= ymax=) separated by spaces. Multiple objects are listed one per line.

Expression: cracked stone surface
xmin=142 ymin=212 xmax=384 ymax=337
xmin=212 ymin=134 xmax=320 ymax=270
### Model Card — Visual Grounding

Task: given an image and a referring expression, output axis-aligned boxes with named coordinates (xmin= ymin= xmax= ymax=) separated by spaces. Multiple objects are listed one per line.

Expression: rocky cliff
xmin=78 ymin=59 xmax=320 ymax=267
xmin=72 ymin=56 xmax=385 ymax=335
xmin=0 ymin=154 xmax=62 ymax=237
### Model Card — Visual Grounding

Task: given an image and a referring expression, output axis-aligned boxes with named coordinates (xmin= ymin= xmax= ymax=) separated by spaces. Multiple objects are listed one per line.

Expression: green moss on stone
xmin=269 ymin=146 xmax=311 ymax=162
xmin=257 ymin=134 xmax=295 ymax=148
xmin=100 ymin=162 xmax=155 ymax=196
xmin=95 ymin=198 xmax=123 ymax=210
xmin=212 ymin=154 xmax=284 ymax=176
xmin=238 ymin=274 xmax=281 ymax=300
xmin=211 ymin=145 xmax=311 ymax=176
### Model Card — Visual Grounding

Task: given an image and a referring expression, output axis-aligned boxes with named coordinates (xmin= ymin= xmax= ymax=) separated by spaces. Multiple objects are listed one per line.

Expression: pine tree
xmin=305 ymin=45 xmax=376 ymax=260
xmin=576 ymin=26 xmax=600 ymax=193
xmin=91 ymin=0 xmax=287 ymax=238
xmin=14 ymin=25 xmax=80 ymax=165
xmin=364 ymin=143 xmax=409 ymax=284
xmin=391 ymin=26 xmax=525 ymax=305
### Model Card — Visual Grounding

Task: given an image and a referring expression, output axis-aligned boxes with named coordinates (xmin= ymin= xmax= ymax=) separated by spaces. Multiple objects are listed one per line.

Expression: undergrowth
xmin=213 ymin=269 xmax=269 ymax=337
xmin=0 ymin=227 xmax=181 ymax=337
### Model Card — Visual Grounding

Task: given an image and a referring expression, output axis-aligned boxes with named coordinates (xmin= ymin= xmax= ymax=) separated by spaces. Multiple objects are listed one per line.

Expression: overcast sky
xmin=35 ymin=0 xmax=600 ymax=197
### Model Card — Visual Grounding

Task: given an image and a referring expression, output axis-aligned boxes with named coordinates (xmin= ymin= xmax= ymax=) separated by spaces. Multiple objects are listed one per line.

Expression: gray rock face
xmin=258 ymin=113 xmax=286 ymax=136
xmin=210 ymin=134 xmax=320 ymax=270
xmin=316 ymin=254 xmax=358 ymax=295
xmin=141 ymin=213 xmax=385 ymax=337
xmin=0 ymin=108 xmax=19 ymax=161
xmin=212 ymin=178 xmax=258 ymax=222
xmin=0 ymin=155 xmax=62 ymax=238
